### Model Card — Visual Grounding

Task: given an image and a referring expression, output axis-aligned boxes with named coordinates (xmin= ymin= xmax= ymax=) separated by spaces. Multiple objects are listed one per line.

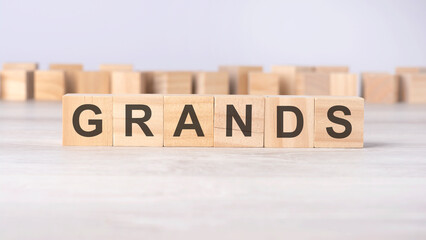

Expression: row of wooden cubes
xmin=63 ymin=94 xmax=364 ymax=148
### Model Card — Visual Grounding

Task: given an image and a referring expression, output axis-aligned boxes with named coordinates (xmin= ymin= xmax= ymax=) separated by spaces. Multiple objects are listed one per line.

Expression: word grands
xmin=63 ymin=94 xmax=364 ymax=148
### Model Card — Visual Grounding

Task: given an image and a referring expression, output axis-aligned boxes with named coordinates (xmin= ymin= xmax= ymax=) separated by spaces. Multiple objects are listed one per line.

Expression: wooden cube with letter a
xmin=264 ymin=96 xmax=314 ymax=148
xmin=0 ymin=70 xmax=34 ymax=100
xmin=362 ymin=73 xmax=399 ymax=103
xmin=111 ymin=71 xmax=145 ymax=94
xmin=248 ymin=72 xmax=280 ymax=95
xmin=400 ymin=74 xmax=426 ymax=103
xmin=194 ymin=72 xmax=229 ymax=94
xmin=330 ymin=73 xmax=359 ymax=96
xmin=153 ymin=72 xmax=192 ymax=94
xmin=62 ymin=94 xmax=113 ymax=146
xmin=34 ymin=70 xmax=65 ymax=101
xmin=218 ymin=66 xmax=263 ymax=94
xmin=113 ymin=95 xmax=163 ymax=146
xmin=296 ymin=72 xmax=330 ymax=95
xmin=164 ymin=95 xmax=214 ymax=147
xmin=3 ymin=62 xmax=38 ymax=71
xmin=76 ymin=71 xmax=111 ymax=94
xmin=271 ymin=65 xmax=314 ymax=95
xmin=314 ymin=96 xmax=364 ymax=148
xmin=49 ymin=64 xmax=83 ymax=93
xmin=214 ymin=95 xmax=265 ymax=147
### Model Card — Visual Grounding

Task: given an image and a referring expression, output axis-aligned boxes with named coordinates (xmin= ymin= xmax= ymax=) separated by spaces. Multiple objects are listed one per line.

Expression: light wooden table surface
xmin=0 ymin=101 xmax=425 ymax=240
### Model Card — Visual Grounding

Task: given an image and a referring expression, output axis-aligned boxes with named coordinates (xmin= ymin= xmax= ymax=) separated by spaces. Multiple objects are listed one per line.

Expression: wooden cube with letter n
xmin=214 ymin=95 xmax=265 ymax=147
xmin=113 ymin=94 xmax=163 ymax=146
xmin=164 ymin=95 xmax=214 ymax=147
xmin=264 ymin=96 xmax=314 ymax=148
xmin=34 ymin=70 xmax=65 ymax=101
xmin=314 ymin=96 xmax=364 ymax=148
xmin=63 ymin=94 xmax=113 ymax=146
xmin=0 ymin=70 xmax=34 ymax=101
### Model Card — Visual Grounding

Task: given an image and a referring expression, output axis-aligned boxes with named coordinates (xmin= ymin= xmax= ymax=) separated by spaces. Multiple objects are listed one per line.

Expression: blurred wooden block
xmin=400 ymin=74 xmax=426 ymax=103
xmin=76 ymin=71 xmax=111 ymax=94
xmin=99 ymin=64 xmax=133 ymax=72
xmin=214 ymin=95 xmax=264 ymax=147
xmin=0 ymin=70 xmax=34 ymax=100
xmin=49 ymin=64 xmax=84 ymax=93
xmin=362 ymin=73 xmax=398 ymax=103
xmin=314 ymin=96 xmax=364 ymax=148
xmin=315 ymin=66 xmax=349 ymax=73
xmin=218 ymin=66 xmax=263 ymax=94
xmin=395 ymin=67 xmax=426 ymax=74
xmin=296 ymin=72 xmax=330 ymax=95
xmin=164 ymin=95 xmax=214 ymax=147
xmin=3 ymin=62 xmax=38 ymax=71
xmin=111 ymin=72 xmax=145 ymax=94
xmin=248 ymin=72 xmax=280 ymax=95
xmin=264 ymin=96 xmax=314 ymax=148
xmin=194 ymin=72 xmax=229 ymax=94
xmin=113 ymin=94 xmax=163 ymax=146
xmin=62 ymin=94 xmax=113 ymax=146
xmin=141 ymin=71 xmax=155 ymax=93
xmin=34 ymin=70 xmax=65 ymax=101
xmin=153 ymin=72 xmax=192 ymax=94
xmin=271 ymin=65 xmax=314 ymax=95
xmin=329 ymin=73 xmax=359 ymax=96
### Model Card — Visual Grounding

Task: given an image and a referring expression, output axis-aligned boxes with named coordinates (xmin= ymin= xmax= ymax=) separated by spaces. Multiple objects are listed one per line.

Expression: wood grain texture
xmin=296 ymin=72 xmax=330 ymax=95
xmin=49 ymin=64 xmax=84 ymax=93
xmin=264 ymin=96 xmax=314 ymax=148
xmin=0 ymin=70 xmax=34 ymax=101
xmin=62 ymin=94 xmax=113 ymax=146
xmin=330 ymin=73 xmax=359 ymax=96
xmin=248 ymin=72 xmax=280 ymax=95
xmin=164 ymin=95 xmax=214 ymax=147
xmin=153 ymin=72 xmax=192 ymax=94
xmin=400 ymin=74 xmax=426 ymax=103
xmin=99 ymin=64 xmax=133 ymax=72
xmin=194 ymin=72 xmax=229 ymax=94
xmin=218 ymin=66 xmax=263 ymax=94
xmin=362 ymin=73 xmax=399 ymax=103
xmin=34 ymin=70 xmax=65 ymax=101
xmin=214 ymin=95 xmax=265 ymax=147
xmin=76 ymin=71 xmax=111 ymax=94
xmin=314 ymin=96 xmax=364 ymax=148
xmin=111 ymin=72 xmax=145 ymax=94
xmin=271 ymin=65 xmax=314 ymax=95
xmin=113 ymin=94 xmax=163 ymax=146
xmin=2 ymin=62 xmax=38 ymax=71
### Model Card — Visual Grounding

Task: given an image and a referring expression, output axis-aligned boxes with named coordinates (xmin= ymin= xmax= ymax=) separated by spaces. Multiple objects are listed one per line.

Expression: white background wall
xmin=0 ymin=0 xmax=425 ymax=73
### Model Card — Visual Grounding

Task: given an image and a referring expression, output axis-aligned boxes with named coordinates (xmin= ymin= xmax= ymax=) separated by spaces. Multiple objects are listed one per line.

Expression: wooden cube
xmin=248 ymin=72 xmax=280 ymax=95
xmin=62 ymin=94 xmax=113 ymax=146
xmin=164 ymin=95 xmax=214 ymax=147
xmin=296 ymin=72 xmax=330 ymax=95
xmin=218 ymin=66 xmax=263 ymax=94
xmin=111 ymin=72 xmax=145 ymax=94
xmin=400 ymin=74 xmax=426 ymax=103
xmin=141 ymin=71 xmax=155 ymax=93
xmin=0 ymin=70 xmax=34 ymax=100
xmin=76 ymin=71 xmax=111 ymax=94
xmin=113 ymin=94 xmax=163 ymax=146
xmin=271 ymin=65 xmax=314 ymax=95
xmin=214 ymin=95 xmax=265 ymax=147
xmin=34 ymin=70 xmax=65 ymax=101
xmin=153 ymin=72 xmax=192 ymax=94
xmin=3 ymin=62 xmax=38 ymax=71
xmin=395 ymin=67 xmax=426 ymax=74
xmin=99 ymin=64 xmax=133 ymax=72
xmin=315 ymin=66 xmax=349 ymax=73
xmin=362 ymin=73 xmax=398 ymax=103
xmin=329 ymin=73 xmax=359 ymax=96
xmin=314 ymin=96 xmax=364 ymax=148
xmin=194 ymin=72 xmax=229 ymax=94
xmin=264 ymin=96 xmax=314 ymax=148
xmin=49 ymin=64 xmax=83 ymax=93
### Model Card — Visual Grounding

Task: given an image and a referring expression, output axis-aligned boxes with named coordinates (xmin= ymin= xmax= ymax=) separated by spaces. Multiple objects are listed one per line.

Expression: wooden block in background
xmin=153 ymin=72 xmax=192 ymax=94
xmin=218 ymin=66 xmax=263 ymax=94
xmin=62 ymin=94 xmax=113 ymax=146
xmin=314 ymin=96 xmax=364 ymax=148
xmin=34 ymin=70 xmax=65 ymax=101
xmin=0 ymin=70 xmax=34 ymax=100
xmin=400 ymin=74 xmax=426 ymax=103
xmin=49 ymin=64 xmax=84 ymax=93
xmin=76 ymin=71 xmax=111 ymax=94
xmin=329 ymin=73 xmax=359 ymax=96
xmin=141 ymin=71 xmax=155 ymax=93
xmin=99 ymin=64 xmax=133 ymax=72
xmin=214 ymin=95 xmax=265 ymax=147
xmin=264 ymin=96 xmax=314 ymax=148
xmin=315 ymin=66 xmax=349 ymax=73
xmin=194 ymin=72 xmax=229 ymax=94
xmin=296 ymin=72 xmax=330 ymax=95
xmin=113 ymin=94 xmax=163 ymax=146
xmin=164 ymin=95 xmax=214 ymax=147
xmin=271 ymin=66 xmax=314 ymax=95
xmin=248 ymin=72 xmax=280 ymax=95
xmin=111 ymin=72 xmax=145 ymax=94
xmin=395 ymin=67 xmax=426 ymax=74
xmin=3 ymin=62 xmax=38 ymax=71
xmin=362 ymin=73 xmax=399 ymax=103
